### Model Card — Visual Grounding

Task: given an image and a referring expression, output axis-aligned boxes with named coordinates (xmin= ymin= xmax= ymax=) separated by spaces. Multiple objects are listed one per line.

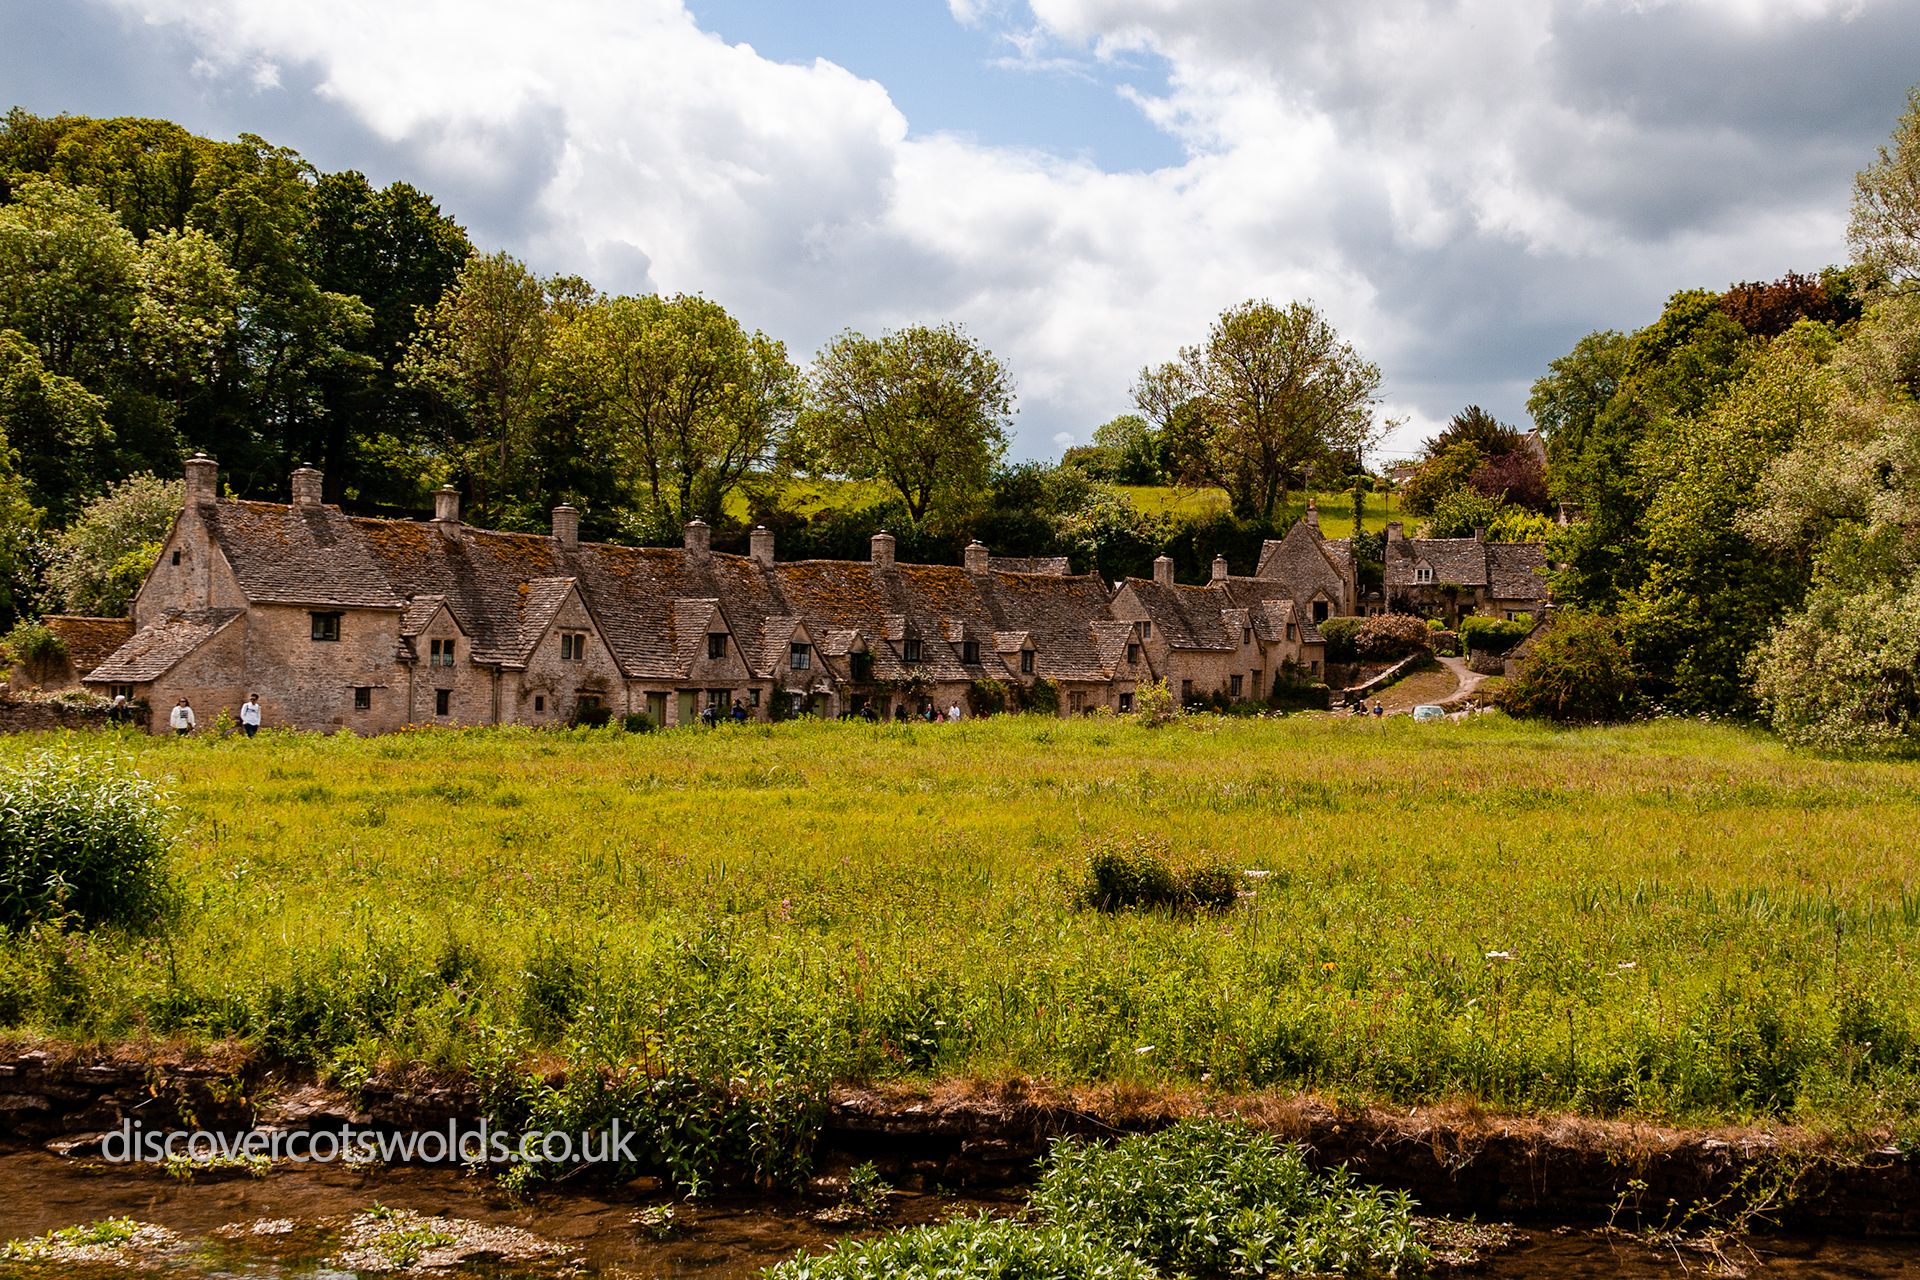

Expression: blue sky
xmin=4 ymin=0 xmax=1915 ymax=461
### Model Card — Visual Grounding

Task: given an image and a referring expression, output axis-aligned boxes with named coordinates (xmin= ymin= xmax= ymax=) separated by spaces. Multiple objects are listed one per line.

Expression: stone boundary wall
xmin=0 ymin=697 xmax=124 ymax=734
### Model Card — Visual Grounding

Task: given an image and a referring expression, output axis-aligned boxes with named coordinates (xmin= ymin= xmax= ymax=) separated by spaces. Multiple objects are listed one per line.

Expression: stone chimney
xmin=433 ymin=485 xmax=461 ymax=525
xmin=551 ymin=504 xmax=579 ymax=549
xmin=1210 ymin=554 xmax=1229 ymax=583
xmin=964 ymin=540 xmax=989 ymax=574
xmin=291 ymin=464 xmax=323 ymax=508
xmin=750 ymin=525 xmax=775 ymax=567
xmin=1304 ymin=498 xmax=1320 ymax=532
xmin=1472 ymin=525 xmax=1487 ymax=543
xmin=684 ymin=518 xmax=710 ymax=560
xmin=184 ymin=453 xmax=217 ymax=507
xmin=1386 ymin=521 xmax=1405 ymax=545
xmin=1153 ymin=554 xmax=1175 ymax=587
xmin=871 ymin=531 xmax=896 ymax=568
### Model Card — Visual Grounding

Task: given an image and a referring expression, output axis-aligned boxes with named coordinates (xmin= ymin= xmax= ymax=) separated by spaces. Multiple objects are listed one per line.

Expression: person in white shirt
xmin=240 ymin=694 xmax=262 ymax=738
xmin=169 ymin=699 xmax=196 ymax=736
xmin=946 ymin=702 xmax=962 ymax=722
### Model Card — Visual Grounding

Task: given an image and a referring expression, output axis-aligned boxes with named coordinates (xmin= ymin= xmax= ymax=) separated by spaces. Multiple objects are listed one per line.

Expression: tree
xmin=550 ymin=292 xmax=800 ymax=533
xmin=1091 ymin=413 xmax=1161 ymax=484
xmin=1419 ymin=487 xmax=1505 ymax=539
xmin=402 ymin=252 xmax=560 ymax=525
xmin=0 ymin=424 xmax=40 ymax=629
xmin=1849 ymin=86 xmax=1920 ymax=286
xmin=1400 ymin=441 xmax=1483 ymax=516
xmin=1133 ymin=300 xmax=1381 ymax=521
xmin=1501 ymin=613 xmax=1641 ymax=724
xmin=1421 ymin=404 xmax=1525 ymax=461
xmin=43 ymin=472 xmax=183 ymax=617
xmin=0 ymin=329 xmax=111 ymax=521
xmin=799 ymin=323 xmax=1013 ymax=526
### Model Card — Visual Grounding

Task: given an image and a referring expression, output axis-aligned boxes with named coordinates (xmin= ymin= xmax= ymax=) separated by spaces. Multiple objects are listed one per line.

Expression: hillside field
xmin=2 ymin=715 xmax=1917 ymax=1137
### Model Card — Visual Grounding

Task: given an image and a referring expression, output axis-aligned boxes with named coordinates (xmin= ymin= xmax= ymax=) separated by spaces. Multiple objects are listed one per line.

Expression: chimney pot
xmin=1305 ymin=498 xmax=1320 ymax=531
xmin=1153 ymin=554 xmax=1175 ymax=587
xmin=552 ymin=504 xmax=579 ymax=548
xmin=291 ymin=464 xmax=323 ymax=508
xmin=750 ymin=525 xmax=775 ymax=566
xmin=684 ymin=518 xmax=710 ymax=559
xmin=871 ymin=531 xmax=896 ymax=568
xmin=433 ymin=485 xmax=461 ymax=525
xmin=1387 ymin=521 xmax=1405 ymax=543
xmin=964 ymin=540 xmax=989 ymax=574
xmin=1210 ymin=554 xmax=1229 ymax=583
xmin=1472 ymin=525 xmax=1488 ymax=543
xmin=184 ymin=452 xmax=218 ymax=507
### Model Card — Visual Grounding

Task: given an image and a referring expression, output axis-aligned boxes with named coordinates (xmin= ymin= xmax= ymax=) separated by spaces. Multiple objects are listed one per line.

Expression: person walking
xmin=946 ymin=701 xmax=962 ymax=722
xmin=169 ymin=698 xmax=196 ymax=736
xmin=240 ymin=693 xmax=262 ymax=738
xmin=730 ymin=698 xmax=748 ymax=724
xmin=108 ymin=693 xmax=129 ymax=726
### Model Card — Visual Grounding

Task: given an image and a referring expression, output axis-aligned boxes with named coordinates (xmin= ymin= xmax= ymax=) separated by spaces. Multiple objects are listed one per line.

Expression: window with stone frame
xmin=310 ymin=611 xmax=341 ymax=642
xmin=961 ymin=639 xmax=980 ymax=664
xmin=850 ymin=650 xmax=874 ymax=681
xmin=790 ymin=641 xmax=812 ymax=670
xmin=1230 ymin=674 xmax=1243 ymax=699
xmin=434 ymin=689 xmax=451 ymax=715
xmin=430 ymin=637 xmax=456 ymax=667
xmin=353 ymin=686 xmax=371 ymax=710
xmin=1118 ymin=691 xmax=1134 ymax=713
xmin=1126 ymin=642 xmax=1140 ymax=665
xmin=1020 ymin=649 xmax=1035 ymax=675
xmin=707 ymin=633 xmax=728 ymax=660
xmin=560 ymin=632 xmax=587 ymax=661
xmin=1415 ymin=566 xmax=1434 ymax=584
xmin=902 ymin=637 xmax=922 ymax=663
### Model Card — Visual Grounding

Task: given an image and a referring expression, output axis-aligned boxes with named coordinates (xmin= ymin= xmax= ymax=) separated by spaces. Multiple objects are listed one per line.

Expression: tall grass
xmin=0 ymin=715 xmax=1916 ymax=1135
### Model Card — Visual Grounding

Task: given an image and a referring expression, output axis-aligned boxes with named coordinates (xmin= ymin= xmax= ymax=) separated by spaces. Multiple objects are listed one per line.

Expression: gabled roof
xmin=1088 ymin=619 xmax=1142 ymax=676
xmin=1487 ymin=543 xmax=1549 ymax=602
xmin=42 ymin=616 xmax=135 ymax=674
xmin=1253 ymin=519 xmax=1352 ymax=607
xmin=202 ymin=502 xmax=403 ymax=609
xmin=399 ymin=595 xmax=456 ymax=636
xmin=85 ymin=609 xmax=242 ymax=684
xmin=1118 ymin=579 xmax=1236 ymax=651
xmin=1387 ymin=536 xmax=1490 ymax=587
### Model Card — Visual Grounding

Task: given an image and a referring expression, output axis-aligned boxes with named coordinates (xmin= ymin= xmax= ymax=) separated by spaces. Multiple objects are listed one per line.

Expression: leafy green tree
xmin=1501 ymin=612 xmax=1641 ymax=724
xmin=1849 ymin=86 xmax=1920 ymax=287
xmin=0 ymin=177 xmax=140 ymax=387
xmin=1421 ymin=404 xmax=1525 ymax=460
xmin=1418 ymin=487 xmax=1505 ymax=538
xmin=0 ymin=424 xmax=40 ymax=628
xmin=1400 ymin=440 xmax=1483 ymax=517
xmin=402 ymin=252 xmax=561 ymax=526
xmin=43 ymin=472 xmax=182 ymax=616
xmin=550 ymin=292 xmax=799 ymax=534
xmin=0 ymin=328 xmax=111 ymax=520
xmin=1752 ymin=563 xmax=1920 ymax=753
xmin=1133 ymin=300 xmax=1381 ymax=521
xmin=1090 ymin=413 xmax=1161 ymax=484
xmin=799 ymin=323 xmax=1013 ymax=526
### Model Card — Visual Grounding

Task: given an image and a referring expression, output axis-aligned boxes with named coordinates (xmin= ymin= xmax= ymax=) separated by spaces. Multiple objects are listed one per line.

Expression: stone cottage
xmin=1381 ymin=521 xmax=1548 ymax=621
xmin=1110 ymin=553 xmax=1329 ymax=708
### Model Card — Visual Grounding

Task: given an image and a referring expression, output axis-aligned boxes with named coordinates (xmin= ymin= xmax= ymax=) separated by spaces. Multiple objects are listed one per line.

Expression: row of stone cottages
xmin=68 ymin=456 xmax=1547 ymax=732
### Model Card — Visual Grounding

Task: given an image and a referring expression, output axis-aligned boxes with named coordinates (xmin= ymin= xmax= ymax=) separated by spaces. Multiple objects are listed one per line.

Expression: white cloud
xmin=95 ymin=0 xmax=1901 ymax=461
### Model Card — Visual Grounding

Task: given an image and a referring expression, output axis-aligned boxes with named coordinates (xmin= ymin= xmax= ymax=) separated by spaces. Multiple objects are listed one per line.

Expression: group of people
xmin=154 ymin=694 xmax=264 ymax=737
xmin=846 ymin=701 xmax=964 ymax=724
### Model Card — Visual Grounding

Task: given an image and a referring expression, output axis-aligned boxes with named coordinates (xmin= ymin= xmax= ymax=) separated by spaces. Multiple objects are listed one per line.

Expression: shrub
xmin=764 ymin=1215 xmax=1156 ymax=1280
xmin=620 ymin=712 xmax=657 ymax=733
xmin=1021 ymin=677 xmax=1060 ymax=716
xmin=3 ymin=622 xmax=67 ymax=677
xmin=1353 ymin=613 xmax=1432 ymax=661
xmin=1429 ymin=629 xmax=1460 ymax=658
xmin=1459 ymin=614 xmax=1532 ymax=655
xmin=1269 ymin=665 xmax=1332 ymax=712
xmin=1031 ymin=1121 xmax=1431 ymax=1279
xmin=570 ymin=703 xmax=612 ymax=728
xmin=1082 ymin=838 xmax=1237 ymax=912
xmin=1500 ymin=612 xmax=1641 ymax=725
xmin=1318 ymin=616 xmax=1363 ymax=663
xmin=0 ymin=750 xmax=172 ymax=928
xmin=1131 ymin=678 xmax=1179 ymax=727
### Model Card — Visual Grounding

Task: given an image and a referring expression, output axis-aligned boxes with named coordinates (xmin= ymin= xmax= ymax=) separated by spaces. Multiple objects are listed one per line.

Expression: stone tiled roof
xmin=1120 ymin=579 xmax=1237 ymax=651
xmin=1253 ymin=520 xmax=1351 ymax=608
xmin=1088 ymin=620 xmax=1137 ymax=676
xmin=85 ymin=609 xmax=242 ymax=683
xmin=202 ymin=502 xmax=403 ymax=609
xmin=399 ymin=595 xmax=452 ymax=636
xmin=43 ymin=616 xmax=135 ymax=674
xmin=987 ymin=556 xmax=1070 ymax=575
xmin=1386 ymin=536 xmax=1488 ymax=587
xmin=1487 ymin=543 xmax=1549 ymax=602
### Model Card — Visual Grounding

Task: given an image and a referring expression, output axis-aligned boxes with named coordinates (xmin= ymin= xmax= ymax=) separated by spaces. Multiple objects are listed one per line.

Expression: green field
xmin=3 ymin=716 xmax=1917 ymax=1140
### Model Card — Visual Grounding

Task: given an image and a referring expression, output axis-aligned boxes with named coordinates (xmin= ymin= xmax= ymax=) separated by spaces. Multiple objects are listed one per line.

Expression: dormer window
xmin=310 ymin=612 xmax=341 ymax=642
xmin=1140 ymin=621 xmax=1152 ymax=639
xmin=429 ymin=638 xmax=456 ymax=667
xmin=1415 ymin=566 xmax=1434 ymax=584
xmin=707 ymin=633 xmax=728 ymax=660
xmin=851 ymin=651 xmax=873 ymax=681
xmin=902 ymin=638 xmax=922 ymax=663
xmin=790 ymin=642 xmax=812 ymax=671
xmin=560 ymin=632 xmax=587 ymax=661
xmin=1020 ymin=649 xmax=1035 ymax=675
xmin=1243 ymin=627 xmax=1252 ymax=645
xmin=961 ymin=640 xmax=980 ymax=664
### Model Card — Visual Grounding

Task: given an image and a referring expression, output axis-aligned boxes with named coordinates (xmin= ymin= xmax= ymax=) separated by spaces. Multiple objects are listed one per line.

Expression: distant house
xmin=1381 ymin=521 xmax=1547 ymax=620
xmin=84 ymin=457 xmax=1153 ymax=730
xmin=1110 ymin=553 xmax=1327 ymax=707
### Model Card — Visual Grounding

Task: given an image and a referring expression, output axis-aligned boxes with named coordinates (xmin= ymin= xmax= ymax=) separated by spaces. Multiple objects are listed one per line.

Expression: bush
xmin=1082 ymin=838 xmax=1237 ymax=912
xmin=1500 ymin=612 xmax=1641 ymax=725
xmin=1353 ymin=613 xmax=1432 ymax=661
xmin=570 ymin=703 xmax=612 ymax=728
xmin=1459 ymin=614 xmax=1532 ymax=655
xmin=1031 ymin=1121 xmax=1431 ymax=1279
xmin=1269 ymin=665 xmax=1332 ymax=712
xmin=620 ymin=712 xmax=657 ymax=733
xmin=0 ymin=750 xmax=172 ymax=928
xmin=1131 ymin=678 xmax=1178 ymax=727
xmin=764 ymin=1215 xmax=1156 ymax=1280
xmin=3 ymin=622 xmax=67 ymax=677
xmin=1429 ymin=629 xmax=1460 ymax=658
xmin=1318 ymin=616 xmax=1362 ymax=663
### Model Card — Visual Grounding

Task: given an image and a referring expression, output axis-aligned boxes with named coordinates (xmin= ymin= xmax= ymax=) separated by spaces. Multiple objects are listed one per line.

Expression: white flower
xmin=1242 ymin=869 xmax=1272 ymax=879
xmin=1484 ymin=950 xmax=1514 ymax=961
xmin=1134 ymin=1045 xmax=1154 ymax=1056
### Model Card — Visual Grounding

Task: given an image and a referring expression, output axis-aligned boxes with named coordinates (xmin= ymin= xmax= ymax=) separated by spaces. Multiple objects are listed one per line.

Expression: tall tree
xmin=1132 ymin=299 xmax=1382 ymax=522
xmin=401 ymin=251 xmax=559 ymax=525
xmin=550 ymin=292 xmax=799 ymax=533
xmin=1849 ymin=86 xmax=1920 ymax=287
xmin=799 ymin=323 xmax=1013 ymax=526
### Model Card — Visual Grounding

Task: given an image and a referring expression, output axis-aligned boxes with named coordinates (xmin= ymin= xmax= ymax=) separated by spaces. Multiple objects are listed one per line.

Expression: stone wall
xmin=0 ymin=697 xmax=120 ymax=733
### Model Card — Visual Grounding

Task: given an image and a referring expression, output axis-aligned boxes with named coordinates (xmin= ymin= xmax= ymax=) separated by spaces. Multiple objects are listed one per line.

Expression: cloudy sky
xmin=6 ymin=0 xmax=1914 ymax=461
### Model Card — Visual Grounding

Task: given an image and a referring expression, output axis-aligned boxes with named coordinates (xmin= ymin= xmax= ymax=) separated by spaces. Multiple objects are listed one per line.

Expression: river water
xmin=0 ymin=1150 xmax=1915 ymax=1278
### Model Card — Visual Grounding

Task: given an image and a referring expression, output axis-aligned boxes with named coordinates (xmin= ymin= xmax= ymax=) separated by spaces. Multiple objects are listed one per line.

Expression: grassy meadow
xmin=3 ymin=715 xmax=1918 ymax=1140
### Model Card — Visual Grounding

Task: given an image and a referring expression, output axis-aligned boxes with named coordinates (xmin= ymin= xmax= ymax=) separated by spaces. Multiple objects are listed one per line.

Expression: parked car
xmin=1412 ymin=704 xmax=1446 ymax=722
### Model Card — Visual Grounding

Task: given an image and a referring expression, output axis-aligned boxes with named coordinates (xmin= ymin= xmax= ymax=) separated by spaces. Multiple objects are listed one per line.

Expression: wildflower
xmin=1485 ymin=950 xmax=1514 ymax=961
xmin=1322 ymin=961 xmax=1337 ymax=972
xmin=1134 ymin=1045 xmax=1154 ymax=1056
xmin=1243 ymin=869 xmax=1272 ymax=879
xmin=1617 ymin=961 xmax=1637 ymax=971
